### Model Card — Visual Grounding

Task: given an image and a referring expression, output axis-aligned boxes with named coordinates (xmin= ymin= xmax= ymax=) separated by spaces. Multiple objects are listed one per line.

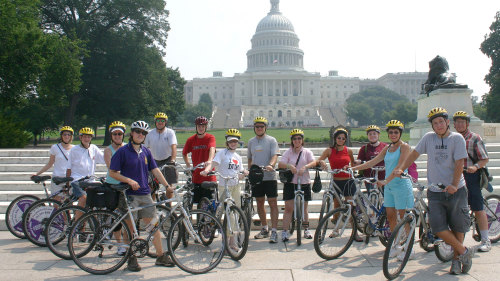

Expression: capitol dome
xmin=246 ymin=0 xmax=304 ymax=72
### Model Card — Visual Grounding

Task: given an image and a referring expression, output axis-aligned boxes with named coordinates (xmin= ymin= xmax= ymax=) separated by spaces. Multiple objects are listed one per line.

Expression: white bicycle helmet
xmin=131 ymin=121 xmax=149 ymax=131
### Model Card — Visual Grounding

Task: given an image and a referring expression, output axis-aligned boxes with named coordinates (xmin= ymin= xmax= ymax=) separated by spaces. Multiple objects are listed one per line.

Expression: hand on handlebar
xmin=264 ymin=165 xmax=274 ymax=172
xmin=127 ymin=179 xmax=140 ymax=190
xmin=392 ymin=169 xmax=403 ymax=177
xmin=376 ymin=180 xmax=386 ymax=187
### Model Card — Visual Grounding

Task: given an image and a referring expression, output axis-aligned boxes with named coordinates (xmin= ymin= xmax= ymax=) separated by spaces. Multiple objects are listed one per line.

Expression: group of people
xmin=33 ymin=107 xmax=492 ymax=275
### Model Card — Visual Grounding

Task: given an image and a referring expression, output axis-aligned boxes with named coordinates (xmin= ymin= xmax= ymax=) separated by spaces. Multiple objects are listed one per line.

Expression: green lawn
xmin=36 ymin=127 xmax=409 ymax=147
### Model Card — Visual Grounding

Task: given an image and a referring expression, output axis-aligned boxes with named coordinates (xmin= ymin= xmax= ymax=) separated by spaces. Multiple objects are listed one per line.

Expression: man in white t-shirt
xmin=145 ymin=112 xmax=178 ymax=184
xmin=66 ymin=127 xmax=105 ymax=210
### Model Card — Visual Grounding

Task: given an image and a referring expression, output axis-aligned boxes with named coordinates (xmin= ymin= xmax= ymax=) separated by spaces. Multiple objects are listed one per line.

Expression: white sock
xmin=480 ymin=229 xmax=489 ymax=241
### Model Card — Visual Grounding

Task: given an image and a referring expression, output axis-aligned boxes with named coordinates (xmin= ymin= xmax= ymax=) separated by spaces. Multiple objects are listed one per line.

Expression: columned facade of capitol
xmin=184 ymin=0 xmax=427 ymax=128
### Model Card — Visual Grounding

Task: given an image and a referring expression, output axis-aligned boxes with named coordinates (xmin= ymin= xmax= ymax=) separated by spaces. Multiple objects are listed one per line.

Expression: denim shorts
xmin=427 ymin=187 xmax=471 ymax=234
xmin=70 ymin=181 xmax=87 ymax=199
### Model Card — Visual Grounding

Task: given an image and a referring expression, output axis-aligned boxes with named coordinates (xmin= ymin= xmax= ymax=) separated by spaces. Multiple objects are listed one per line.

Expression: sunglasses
xmin=132 ymin=129 xmax=148 ymax=136
xmin=112 ymin=132 xmax=123 ymax=136
xmin=336 ymin=137 xmax=346 ymax=140
xmin=61 ymin=133 xmax=73 ymax=137
xmin=388 ymin=131 xmax=400 ymax=135
xmin=254 ymin=125 xmax=265 ymax=129
xmin=292 ymin=137 xmax=302 ymax=141
xmin=156 ymin=119 xmax=166 ymax=123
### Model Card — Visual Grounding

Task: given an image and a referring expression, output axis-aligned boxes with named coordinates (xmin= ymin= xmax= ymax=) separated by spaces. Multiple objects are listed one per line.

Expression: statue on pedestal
xmin=421 ymin=55 xmax=468 ymax=96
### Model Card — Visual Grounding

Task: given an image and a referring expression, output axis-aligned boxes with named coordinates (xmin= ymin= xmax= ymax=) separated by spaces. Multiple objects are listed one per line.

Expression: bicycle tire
xmin=68 ymin=209 xmax=132 ymax=275
xmin=318 ymin=195 xmax=331 ymax=222
xmin=197 ymin=197 xmax=215 ymax=245
xmin=377 ymin=208 xmax=390 ymax=247
xmin=296 ymin=196 xmax=303 ymax=246
xmin=485 ymin=194 xmax=500 ymax=243
xmin=168 ymin=209 xmax=225 ymax=274
xmin=45 ymin=205 xmax=87 ymax=260
xmin=418 ymin=212 xmax=434 ymax=252
xmin=223 ymin=205 xmax=249 ymax=261
xmin=22 ymin=198 xmax=62 ymax=247
xmin=242 ymin=197 xmax=254 ymax=229
xmin=434 ymin=241 xmax=454 ymax=262
xmin=382 ymin=215 xmax=415 ymax=280
xmin=6 ymin=195 xmax=39 ymax=239
xmin=147 ymin=205 xmax=181 ymax=258
xmin=313 ymin=207 xmax=356 ymax=260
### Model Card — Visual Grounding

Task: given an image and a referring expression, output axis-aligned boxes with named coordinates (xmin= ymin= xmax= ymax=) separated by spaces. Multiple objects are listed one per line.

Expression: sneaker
xmin=127 ymin=256 xmax=141 ymax=272
xmin=458 ymin=247 xmax=474 ymax=274
xmin=282 ymin=230 xmax=289 ymax=242
xmin=254 ymin=228 xmax=269 ymax=239
xmin=329 ymin=230 xmax=340 ymax=238
xmin=304 ymin=229 xmax=312 ymax=239
xmin=450 ymin=259 xmax=461 ymax=275
xmin=269 ymin=230 xmax=278 ymax=243
xmin=389 ymin=244 xmax=403 ymax=258
xmin=478 ymin=239 xmax=491 ymax=252
xmin=116 ymin=246 xmax=127 ymax=256
xmin=155 ymin=253 xmax=175 ymax=267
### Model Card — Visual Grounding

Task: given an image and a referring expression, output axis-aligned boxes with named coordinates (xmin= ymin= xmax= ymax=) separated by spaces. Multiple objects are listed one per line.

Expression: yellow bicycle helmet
xmin=385 ymin=120 xmax=404 ymax=130
xmin=428 ymin=107 xmax=448 ymax=122
xmin=453 ymin=111 xmax=470 ymax=121
xmin=109 ymin=121 xmax=126 ymax=132
xmin=333 ymin=128 xmax=348 ymax=137
xmin=253 ymin=116 xmax=268 ymax=125
xmin=290 ymin=128 xmax=304 ymax=138
xmin=365 ymin=125 xmax=381 ymax=133
xmin=59 ymin=126 xmax=74 ymax=134
xmin=79 ymin=127 xmax=94 ymax=136
xmin=154 ymin=112 xmax=168 ymax=120
xmin=225 ymin=128 xmax=241 ymax=139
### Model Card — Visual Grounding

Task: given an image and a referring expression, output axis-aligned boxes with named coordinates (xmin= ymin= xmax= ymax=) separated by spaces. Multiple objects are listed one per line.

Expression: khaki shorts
xmin=122 ymin=194 xmax=156 ymax=220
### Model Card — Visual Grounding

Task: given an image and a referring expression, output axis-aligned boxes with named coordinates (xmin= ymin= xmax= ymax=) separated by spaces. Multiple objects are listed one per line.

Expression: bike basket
xmin=249 ymin=165 xmax=264 ymax=185
xmin=86 ymin=185 xmax=119 ymax=210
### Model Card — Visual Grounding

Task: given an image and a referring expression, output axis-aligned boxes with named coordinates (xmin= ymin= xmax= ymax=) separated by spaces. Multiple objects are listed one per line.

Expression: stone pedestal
xmin=409 ymin=88 xmax=483 ymax=145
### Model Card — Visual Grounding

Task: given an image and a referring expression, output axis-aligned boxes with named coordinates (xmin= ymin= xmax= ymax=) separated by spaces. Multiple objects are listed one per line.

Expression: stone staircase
xmin=211 ymin=106 xmax=242 ymax=129
xmin=2 ymin=145 xmax=500 ymax=230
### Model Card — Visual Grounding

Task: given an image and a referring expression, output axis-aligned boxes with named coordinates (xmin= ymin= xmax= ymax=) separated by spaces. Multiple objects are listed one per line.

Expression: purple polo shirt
xmin=110 ymin=142 xmax=157 ymax=195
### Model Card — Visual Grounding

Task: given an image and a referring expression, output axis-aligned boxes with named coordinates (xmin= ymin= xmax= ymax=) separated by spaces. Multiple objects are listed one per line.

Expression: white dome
xmin=256 ymin=14 xmax=295 ymax=32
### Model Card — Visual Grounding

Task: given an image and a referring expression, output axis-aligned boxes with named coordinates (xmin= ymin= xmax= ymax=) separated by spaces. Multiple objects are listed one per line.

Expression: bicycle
xmin=67 ymin=182 xmax=224 ymax=275
xmin=313 ymin=169 xmax=390 ymax=260
xmin=197 ymin=171 xmax=250 ymax=260
xmin=5 ymin=175 xmax=70 ymax=239
xmin=20 ymin=175 xmax=74 ymax=246
xmin=317 ymin=168 xmax=348 ymax=222
xmin=241 ymin=177 xmax=254 ymax=229
xmin=382 ymin=175 xmax=446 ymax=280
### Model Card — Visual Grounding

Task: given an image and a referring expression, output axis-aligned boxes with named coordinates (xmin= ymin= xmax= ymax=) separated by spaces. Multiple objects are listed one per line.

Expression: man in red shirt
xmin=182 ymin=116 xmax=217 ymax=203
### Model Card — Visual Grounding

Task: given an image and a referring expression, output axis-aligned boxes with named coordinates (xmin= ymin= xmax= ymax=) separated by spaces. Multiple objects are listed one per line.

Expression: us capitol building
xmin=184 ymin=0 xmax=427 ymax=128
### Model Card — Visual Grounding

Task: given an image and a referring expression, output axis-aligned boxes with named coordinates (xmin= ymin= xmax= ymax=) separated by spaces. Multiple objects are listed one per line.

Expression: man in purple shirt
xmin=110 ymin=120 xmax=174 ymax=272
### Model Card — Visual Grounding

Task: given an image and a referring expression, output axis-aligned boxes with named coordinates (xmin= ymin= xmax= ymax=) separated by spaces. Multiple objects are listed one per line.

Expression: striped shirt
xmin=462 ymin=129 xmax=488 ymax=168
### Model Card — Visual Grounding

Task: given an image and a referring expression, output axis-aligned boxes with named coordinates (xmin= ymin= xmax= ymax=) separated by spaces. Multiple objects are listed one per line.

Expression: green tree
xmin=198 ymin=93 xmax=214 ymax=117
xmin=481 ymin=11 xmax=500 ymax=122
xmin=345 ymin=86 xmax=415 ymax=126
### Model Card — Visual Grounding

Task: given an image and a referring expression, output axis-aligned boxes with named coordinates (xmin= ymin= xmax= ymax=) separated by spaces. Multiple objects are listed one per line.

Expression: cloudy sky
xmin=164 ymin=0 xmax=499 ymax=98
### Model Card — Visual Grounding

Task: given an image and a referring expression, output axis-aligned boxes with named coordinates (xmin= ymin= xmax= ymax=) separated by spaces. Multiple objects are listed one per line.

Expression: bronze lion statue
xmin=421 ymin=55 xmax=467 ymax=96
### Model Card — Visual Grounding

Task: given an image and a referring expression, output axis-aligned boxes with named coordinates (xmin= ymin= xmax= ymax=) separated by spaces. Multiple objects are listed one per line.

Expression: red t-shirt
xmin=357 ymin=142 xmax=387 ymax=179
xmin=182 ymin=134 xmax=217 ymax=184
xmin=328 ymin=146 xmax=351 ymax=178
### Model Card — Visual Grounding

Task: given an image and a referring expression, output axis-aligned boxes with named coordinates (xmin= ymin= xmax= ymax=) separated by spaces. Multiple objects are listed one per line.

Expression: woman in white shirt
xmin=33 ymin=126 xmax=74 ymax=199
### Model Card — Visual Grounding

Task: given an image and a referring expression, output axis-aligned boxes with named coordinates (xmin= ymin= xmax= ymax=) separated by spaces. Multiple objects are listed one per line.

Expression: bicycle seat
xmin=109 ymin=183 xmax=131 ymax=192
xmin=52 ymin=176 xmax=74 ymax=185
xmin=31 ymin=175 xmax=51 ymax=183
xmin=201 ymin=181 xmax=218 ymax=190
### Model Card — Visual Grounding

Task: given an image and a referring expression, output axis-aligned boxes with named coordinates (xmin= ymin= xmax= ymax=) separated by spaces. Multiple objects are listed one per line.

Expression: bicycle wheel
xmin=435 ymin=241 xmax=454 ymax=262
xmin=318 ymin=195 xmax=332 ymax=222
xmin=197 ymin=197 xmax=216 ymax=245
xmin=241 ymin=196 xmax=253 ymax=228
xmin=383 ymin=215 xmax=415 ymax=280
xmin=6 ymin=195 xmax=39 ymax=239
xmin=68 ymin=210 xmax=132 ymax=275
xmin=418 ymin=212 xmax=435 ymax=252
xmin=223 ymin=205 xmax=249 ymax=261
xmin=296 ymin=196 xmax=303 ymax=246
xmin=377 ymin=208 xmax=391 ymax=247
xmin=313 ymin=207 xmax=356 ymax=260
xmin=45 ymin=205 xmax=87 ymax=259
xmin=22 ymin=198 xmax=62 ymax=246
xmin=485 ymin=194 xmax=500 ymax=243
xmin=168 ymin=209 xmax=225 ymax=274
xmin=147 ymin=205 xmax=181 ymax=258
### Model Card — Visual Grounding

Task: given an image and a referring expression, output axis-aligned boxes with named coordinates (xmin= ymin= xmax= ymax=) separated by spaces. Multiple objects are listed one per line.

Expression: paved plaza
xmin=0 ymin=231 xmax=498 ymax=281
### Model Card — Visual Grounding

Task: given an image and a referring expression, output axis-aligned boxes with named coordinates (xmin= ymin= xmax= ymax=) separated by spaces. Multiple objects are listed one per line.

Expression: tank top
xmin=384 ymin=146 xmax=412 ymax=190
xmin=106 ymin=145 xmax=120 ymax=184
xmin=328 ymin=146 xmax=351 ymax=178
